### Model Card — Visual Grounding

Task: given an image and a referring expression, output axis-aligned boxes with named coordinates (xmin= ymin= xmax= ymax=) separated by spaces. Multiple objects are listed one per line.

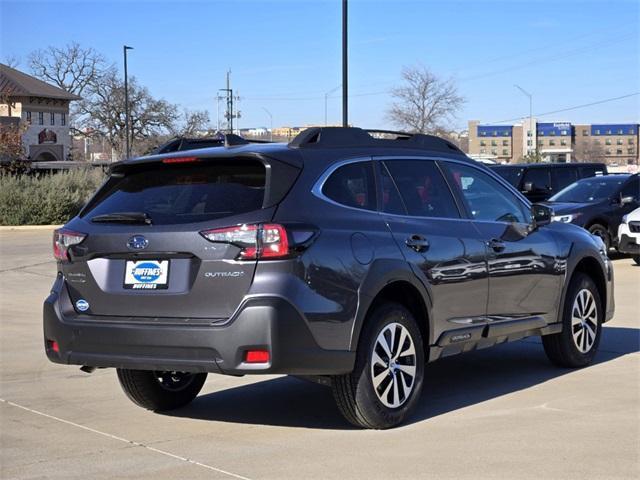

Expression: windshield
xmin=550 ymin=176 xmax=628 ymax=203
xmin=492 ymin=166 xmax=524 ymax=188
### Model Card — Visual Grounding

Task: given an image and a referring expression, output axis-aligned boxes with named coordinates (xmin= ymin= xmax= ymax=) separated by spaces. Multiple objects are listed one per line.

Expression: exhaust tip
xmin=80 ymin=366 xmax=96 ymax=374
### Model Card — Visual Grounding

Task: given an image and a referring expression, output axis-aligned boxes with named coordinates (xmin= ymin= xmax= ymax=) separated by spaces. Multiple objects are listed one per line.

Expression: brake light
xmin=162 ymin=156 xmax=199 ymax=164
xmin=53 ymin=229 xmax=86 ymax=261
xmin=200 ymin=223 xmax=289 ymax=260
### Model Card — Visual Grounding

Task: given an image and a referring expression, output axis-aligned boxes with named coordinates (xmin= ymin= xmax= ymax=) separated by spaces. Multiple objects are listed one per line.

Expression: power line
xmin=242 ymin=30 xmax=636 ymax=103
xmin=488 ymin=92 xmax=640 ymax=124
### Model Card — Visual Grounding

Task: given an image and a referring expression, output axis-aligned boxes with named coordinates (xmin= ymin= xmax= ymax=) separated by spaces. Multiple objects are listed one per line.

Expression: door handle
xmin=405 ymin=234 xmax=430 ymax=253
xmin=487 ymin=238 xmax=506 ymax=252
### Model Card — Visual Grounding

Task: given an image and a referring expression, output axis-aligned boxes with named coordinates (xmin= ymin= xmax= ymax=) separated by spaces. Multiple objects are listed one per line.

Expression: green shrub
xmin=0 ymin=169 xmax=106 ymax=225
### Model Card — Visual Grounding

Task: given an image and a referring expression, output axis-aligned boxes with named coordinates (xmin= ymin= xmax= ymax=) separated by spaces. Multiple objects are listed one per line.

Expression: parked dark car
xmin=44 ymin=127 xmax=614 ymax=429
xmin=490 ymin=163 xmax=608 ymax=202
xmin=544 ymin=173 xmax=640 ymax=250
xmin=151 ymin=134 xmax=271 ymax=155
xmin=150 ymin=136 xmax=225 ymax=154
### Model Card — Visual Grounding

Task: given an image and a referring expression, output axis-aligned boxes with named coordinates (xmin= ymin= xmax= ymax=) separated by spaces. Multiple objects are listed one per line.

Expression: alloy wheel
xmin=370 ymin=322 xmax=417 ymax=408
xmin=571 ymin=289 xmax=598 ymax=353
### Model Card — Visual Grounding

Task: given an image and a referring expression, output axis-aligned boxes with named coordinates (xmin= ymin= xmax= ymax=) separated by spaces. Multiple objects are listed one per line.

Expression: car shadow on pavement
xmin=167 ymin=326 xmax=639 ymax=430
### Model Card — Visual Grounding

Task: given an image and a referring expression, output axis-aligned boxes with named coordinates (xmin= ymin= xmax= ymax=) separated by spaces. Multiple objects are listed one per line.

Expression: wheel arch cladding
xmin=571 ymin=256 xmax=607 ymax=315
xmin=354 ymin=280 xmax=430 ymax=357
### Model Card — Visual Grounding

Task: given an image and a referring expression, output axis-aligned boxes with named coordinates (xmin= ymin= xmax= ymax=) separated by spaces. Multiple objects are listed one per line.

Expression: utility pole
xmin=342 ymin=0 xmax=348 ymax=127
xmin=219 ymin=71 xmax=241 ymax=134
xmin=123 ymin=45 xmax=133 ymax=158
xmin=514 ymin=84 xmax=534 ymax=157
xmin=218 ymin=70 xmax=233 ymax=133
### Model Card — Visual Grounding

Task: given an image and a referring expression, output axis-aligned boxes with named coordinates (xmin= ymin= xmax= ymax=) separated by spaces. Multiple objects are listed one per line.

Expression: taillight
xmin=53 ymin=229 xmax=86 ymax=261
xmin=200 ymin=223 xmax=289 ymax=260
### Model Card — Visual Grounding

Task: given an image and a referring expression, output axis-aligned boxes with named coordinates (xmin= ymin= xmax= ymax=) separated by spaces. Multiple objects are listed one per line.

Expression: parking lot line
xmin=0 ymin=398 xmax=253 ymax=480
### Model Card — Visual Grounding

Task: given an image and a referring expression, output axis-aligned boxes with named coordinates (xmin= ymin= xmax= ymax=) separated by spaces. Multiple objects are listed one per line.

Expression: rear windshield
xmin=491 ymin=166 xmax=524 ymax=187
xmin=82 ymin=160 xmax=265 ymax=225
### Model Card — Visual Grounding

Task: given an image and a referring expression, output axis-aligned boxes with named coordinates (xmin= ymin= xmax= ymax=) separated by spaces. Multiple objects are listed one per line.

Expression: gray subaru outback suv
xmin=44 ymin=127 xmax=614 ymax=429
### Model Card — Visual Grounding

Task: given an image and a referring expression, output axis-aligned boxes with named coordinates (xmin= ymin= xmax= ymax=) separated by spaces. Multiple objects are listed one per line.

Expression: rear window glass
xmin=82 ymin=160 xmax=265 ymax=225
xmin=491 ymin=166 xmax=524 ymax=187
xmin=322 ymin=161 xmax=376 ymax=210
xmin=523 ymin=168 xmax=551 ymax=190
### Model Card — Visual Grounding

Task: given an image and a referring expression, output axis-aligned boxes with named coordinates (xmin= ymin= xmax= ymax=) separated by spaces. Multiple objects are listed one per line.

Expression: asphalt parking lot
xmin=1 ymin=228 xmax=638 ymax=480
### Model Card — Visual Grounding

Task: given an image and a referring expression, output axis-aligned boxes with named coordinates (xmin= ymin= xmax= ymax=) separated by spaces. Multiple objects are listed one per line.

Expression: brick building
xmin=468 ymin=119 xmax=639 ymax=165
xmin=0 ymin=64 xmax=80 ymax=162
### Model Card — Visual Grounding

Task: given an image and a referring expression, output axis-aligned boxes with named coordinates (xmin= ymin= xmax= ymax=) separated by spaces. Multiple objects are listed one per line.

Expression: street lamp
xmin=261 ymin=107 xmax=273 ymax=142
xmin=123 ymin=45 xmax=133 ymax=158
xmin=342 ymin=0 xmax=348 ymax=127
xmin=324 ymin=85 xmax=341 ymax=126
xmin=514 ymin=84 xmax=534 ymax=156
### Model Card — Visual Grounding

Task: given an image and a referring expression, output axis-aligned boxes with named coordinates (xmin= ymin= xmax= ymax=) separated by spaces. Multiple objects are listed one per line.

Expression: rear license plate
xmin=124 ymin=260 xmax=169 ymax=290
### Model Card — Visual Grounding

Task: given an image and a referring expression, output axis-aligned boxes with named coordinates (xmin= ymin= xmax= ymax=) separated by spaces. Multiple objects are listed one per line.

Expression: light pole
xmin=514 ymin=84 xmax=534 ymax=156
xmin=342 ymin=0 xmax=348 ymax=127
xmin=123 ymin=45 xmax=133 ymax=158
xmin=262 ymin=107 xmax=273 ymax=141
xmin=324 ymin=85 xmax=341 ymax=126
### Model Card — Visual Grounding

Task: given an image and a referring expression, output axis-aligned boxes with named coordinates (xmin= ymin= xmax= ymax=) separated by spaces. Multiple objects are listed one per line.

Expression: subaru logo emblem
xmin=127 ymin=235 xmax=149 ymax=250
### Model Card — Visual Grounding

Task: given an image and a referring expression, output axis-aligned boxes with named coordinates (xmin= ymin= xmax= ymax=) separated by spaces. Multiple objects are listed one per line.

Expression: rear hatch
xmin=61 ymin=153 xmax=299 ymax=320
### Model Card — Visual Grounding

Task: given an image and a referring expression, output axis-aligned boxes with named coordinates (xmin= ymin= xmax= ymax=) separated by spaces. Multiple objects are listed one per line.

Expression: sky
xmin=1 ymin=0 xmax=639 ymax=131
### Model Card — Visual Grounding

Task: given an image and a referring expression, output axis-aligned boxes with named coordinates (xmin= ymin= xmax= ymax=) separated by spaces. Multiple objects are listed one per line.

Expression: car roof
xmin=575 ymin=173 xmax=632 ymax=182
xmin=112 ymin=127 xmax=475 ymax=172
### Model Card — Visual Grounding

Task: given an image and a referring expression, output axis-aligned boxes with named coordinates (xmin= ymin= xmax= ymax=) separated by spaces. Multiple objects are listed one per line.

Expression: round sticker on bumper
xmin=75 ymin=299 xmax=89 ymax=312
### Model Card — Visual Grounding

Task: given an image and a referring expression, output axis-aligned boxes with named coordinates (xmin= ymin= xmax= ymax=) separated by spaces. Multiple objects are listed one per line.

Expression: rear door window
xmin=523 ymin=168 xmax=551 ymax=191
xmin=551 ymin=168 xmax=578 ymax=192
xmin=383 ymin=160 xmax=460 ymax=218
xmin=83 ymin=160 xmax=265 ymax=225
xmin=322 ymin=161 xmax=376 ymax=210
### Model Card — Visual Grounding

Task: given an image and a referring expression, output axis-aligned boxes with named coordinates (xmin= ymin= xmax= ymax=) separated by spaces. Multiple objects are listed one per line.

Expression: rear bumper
xmin=618 ymin=234 xmax=640 ymax=255
xmin=43 ymin=277 xmax=354 ymax=375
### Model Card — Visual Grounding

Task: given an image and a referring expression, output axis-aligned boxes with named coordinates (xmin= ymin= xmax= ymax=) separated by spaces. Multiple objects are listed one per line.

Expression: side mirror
xmin=523 ymin=182 xmax=534 ymax=193
xmin=620 ymin=195 xmax=635 ymax=206
xmin=531 ymin=203 xmax=552 ymax=228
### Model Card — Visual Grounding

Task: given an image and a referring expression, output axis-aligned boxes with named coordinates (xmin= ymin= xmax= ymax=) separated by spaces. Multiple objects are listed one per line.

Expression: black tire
xmin=116 ymin=369 xmax=207 ymax=411
xmin=542 ymin=272 xmax=602 ymax=368
xmin=588 ymin=223 xmax=610 ymax=252
xmin=331 ymin=302 xmax=425 ymax=429
xmin=633 ymin=256 xmax=640 ymax=266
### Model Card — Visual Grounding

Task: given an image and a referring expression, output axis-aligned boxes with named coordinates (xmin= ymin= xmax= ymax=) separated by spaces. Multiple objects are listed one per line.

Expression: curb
xmin=0 ymin=225 xmax=62 ymax=232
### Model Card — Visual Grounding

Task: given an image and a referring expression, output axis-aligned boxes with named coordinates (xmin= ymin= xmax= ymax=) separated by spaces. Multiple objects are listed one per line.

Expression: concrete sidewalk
xmin=1 ymin=230 xmax=638 ymax=480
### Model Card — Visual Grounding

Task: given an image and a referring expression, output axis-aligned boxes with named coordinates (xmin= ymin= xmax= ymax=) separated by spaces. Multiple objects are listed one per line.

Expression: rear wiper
xmin=91 ymin=212 xmax=152 ymax=225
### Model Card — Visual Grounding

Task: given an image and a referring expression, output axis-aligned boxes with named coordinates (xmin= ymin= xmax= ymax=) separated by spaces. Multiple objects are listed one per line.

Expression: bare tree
xmin=3 ymin=55 xmax=20 ymax=69
xmin=573 ymin=140 xmax=607 ymax=163
xmin=173 ymin=109 xmax=211 ymax=137
xmin=387 ymin=65 xmax=465 ymax=134
xmin=28 ymin=42 xmax=113 ymax=96
xmin=77 ymin=71 xmax=179 ymax=158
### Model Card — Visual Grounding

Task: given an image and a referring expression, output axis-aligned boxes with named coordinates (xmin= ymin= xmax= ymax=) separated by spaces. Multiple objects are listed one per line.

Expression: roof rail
xmin=288 ymin=127 xmax=463 ymax=154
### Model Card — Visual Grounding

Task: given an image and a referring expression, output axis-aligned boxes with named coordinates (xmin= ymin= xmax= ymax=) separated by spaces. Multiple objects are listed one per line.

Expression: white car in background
xmin=617 ymin=207 xmax=640 ymax=265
